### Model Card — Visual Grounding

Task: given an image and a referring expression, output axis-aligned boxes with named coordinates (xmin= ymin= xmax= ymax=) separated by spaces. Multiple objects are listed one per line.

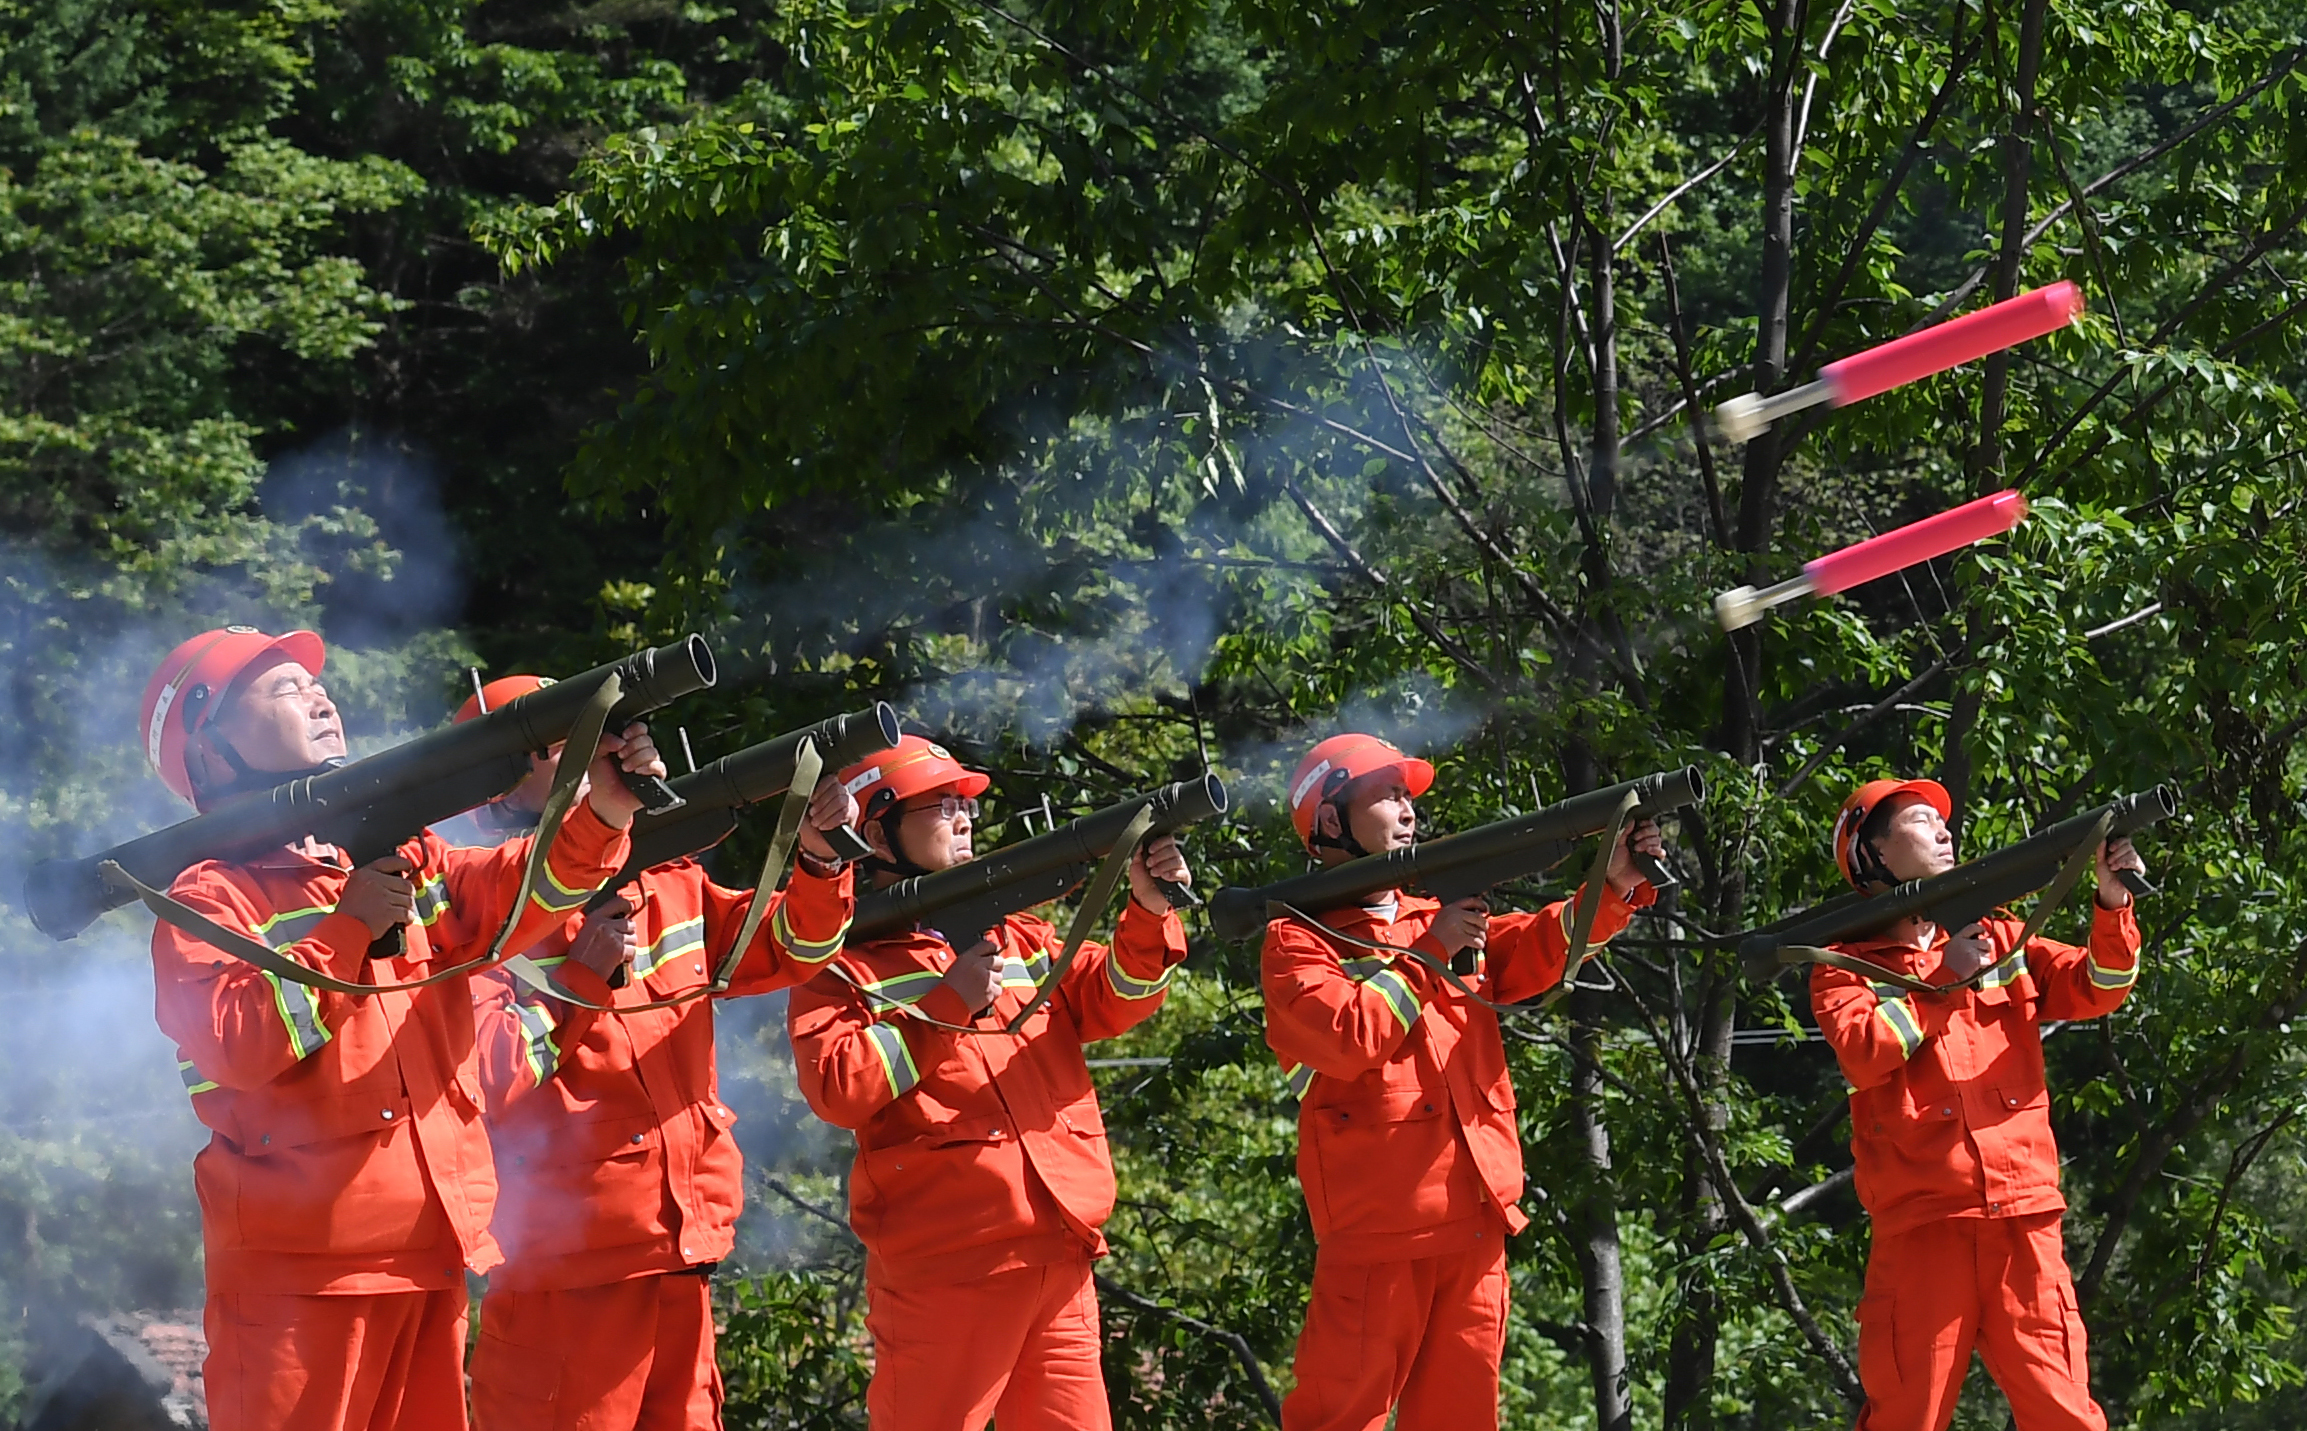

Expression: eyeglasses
xmin=904 ymin=794 xmax=980 ymax=822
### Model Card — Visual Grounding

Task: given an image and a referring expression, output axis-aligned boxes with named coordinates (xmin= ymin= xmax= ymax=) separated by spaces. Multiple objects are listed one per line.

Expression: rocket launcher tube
xmin=850 ymin=774 xmax=1229 ymax=944
xmin=589 ymin=703 xmax=903 ymax=905
xmin=1714 ymin=282 xmax=2086 ymax=442
xmin=1737 ymin=785 xmax=2178 ymax=980
xmin=25 ymin=636 xmax=719 ymax=941
xmin=1715 ymin=489 xmax=2029 ymax=630
xmin=1205 ymin=766 xmax=1706 ymax=943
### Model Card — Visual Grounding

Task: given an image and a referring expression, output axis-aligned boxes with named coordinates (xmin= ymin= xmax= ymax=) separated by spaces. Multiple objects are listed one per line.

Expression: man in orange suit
xmin=1813 ymin=778 xmax=2147 ymax=1431
xmin=456 ymin=674 xmax=863 ymax=1431
xmin=142 ymin=629 xmax=663 ymax=1431
xmin=786 ymin=734 xmax=1195 ymax=1431
xmin=1262 ymin=733 xmax=1664 ymax=1431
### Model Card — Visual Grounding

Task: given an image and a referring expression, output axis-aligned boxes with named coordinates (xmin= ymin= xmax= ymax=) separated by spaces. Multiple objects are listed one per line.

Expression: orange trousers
xmin=469 ymin=1272 xmax=721 ymax=1431
xmin=203 ymin=1288 xmax=468 ymax=1431
xmin=1853 ymin=1213 xmax=2106 ymax=1431
xmin=864 ymin=1255 xmax=1108 ymax=1431
xmin=1280 ymin=1228 xmax=1509 ymax=1431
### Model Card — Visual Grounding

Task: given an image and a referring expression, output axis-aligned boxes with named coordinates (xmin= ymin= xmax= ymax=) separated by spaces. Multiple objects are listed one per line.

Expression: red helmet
xmin=1832 ymin=777 xmax=1952 ymax=887
xmin=455 ymin=674 xmax=554 ymax=725
xmin=139 ymin=626 xmax=327 ymax=806
xmin=839 ymin=734 xmax=990 ymax=822
xmin=1286 ymin=733 xmax=1435 ymax=848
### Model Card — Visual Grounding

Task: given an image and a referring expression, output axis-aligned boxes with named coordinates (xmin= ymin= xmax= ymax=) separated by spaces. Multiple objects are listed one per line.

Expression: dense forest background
xmin=3 ymin=0 xmax=2306 ymax=1426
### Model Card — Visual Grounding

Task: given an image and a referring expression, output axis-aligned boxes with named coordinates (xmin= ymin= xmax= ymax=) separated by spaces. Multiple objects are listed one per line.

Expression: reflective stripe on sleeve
xmin=1106 ymin=953 xmax=1172 ymax=1001
xmin=530 ymin=863 xmax=596 ymax=914
xmin=513 ymin=1001 xmax=563 ymax=1087
xmin=771 ymin=905 xmax=850 ymax=966
xmin=1284 ymin=1062 xmax=1317 ymax=1101
xmin=178 ymin=1060 xmax=218 ymax=1097
xmin=633 ymin=917 xmax=706 ymax=978
xmin=412 ymin=874 xmax=451 ymax=927
xmin=264 ymin=968 xmax=331 ymax=1060
xmin=1874 ymin=995 xmax=1925 ymax=1059
xmin=1365 ymin=966 xmax=1421 ymax=1033
xmin=850 ymin=968 xmax=945 ymax=1006
xmin=252 ymin=903 xmax=332 ymax=948
xmin=1976 ymin=948 xmax=2029 ymax=990
xmin=865 ymin=1022 xmax=920 ymax=1100
xmin=2088 ymin=957 xmax=2138 ymax=991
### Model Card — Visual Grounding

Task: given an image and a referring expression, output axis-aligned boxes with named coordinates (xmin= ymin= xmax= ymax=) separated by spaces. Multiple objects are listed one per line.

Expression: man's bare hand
xmin=583 ymin=723 xmax=670 ymax=830
xmin=1940 ymin=922 xmax=1993 ymax=982
xmin=569 ymin=896 xmax=638 ymax=981
xmin=798 ymin=773 xmax=862 ymax=861
xmin=1127 ymin=834 xmax=1192 ymax=915
xmin=2095 ymin=835 xmax=2147 ymax=909
xmin=1607 ymin=818 xmax=1667 ymax=895
xmin=1429 ymin=897 xmax=1489 ymax=956
xmin=338 ymin=855 xmax=417 ymax=939
xmin=941 ymin=937 xmax=1004 ymax=1015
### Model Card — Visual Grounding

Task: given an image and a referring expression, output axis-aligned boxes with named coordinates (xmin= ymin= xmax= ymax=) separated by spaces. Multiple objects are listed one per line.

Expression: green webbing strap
xmin=819 ymin=805 xmax=1160 ymax=1038
xmin=103 ymin=862 xmax=413 ymax=995
xmin=107 ymin=672 xmax=625 ymax=996
xmin=482 ymin=673 xmax=624 ymax=965
xmin=503 ymin=737 xmax=823 ymax=1015
xmin=1005 ymin=805 xmax=1156 ymax=1034
xmin=1268 ymin=901 xmax=1529 ymax=1016
xmin=1768 ymin=809 xmax=2116 ymax=996
xmin=1535 ymin=789 xmax=1641 ymax=1011
xmin=1269 ymin=791 xmax=1643 ymax=1020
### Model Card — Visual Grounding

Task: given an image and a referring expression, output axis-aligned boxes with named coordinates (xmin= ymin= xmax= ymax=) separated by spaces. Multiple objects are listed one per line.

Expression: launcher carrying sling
xmin=849 ymin=773 xmax=1229 ymax=945
xmin=584 ymin=702 xmax=905 ymax=910
xmin=1738 ymin=785 xmax=2177 ymax=984
xmin=1205 ymin=766 xmax=1706 ymax=944
xmin=27 ymin=637 xmax=718 ymax=941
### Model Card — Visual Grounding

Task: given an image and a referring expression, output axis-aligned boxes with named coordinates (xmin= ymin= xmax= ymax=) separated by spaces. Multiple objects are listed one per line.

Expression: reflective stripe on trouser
xmin=1281 ymin=1224 xmax=1510 ymax=1431
xmin=470 ymin=1273 xmax=723 ymax=1431
xmin=1851 ymin=1212 xmax=2106 ymax=1431
xmin=204 ymin=1288 xmax=469 ymax=1431
xmin=864 ymin=1254 xmax=1110 ymax=1431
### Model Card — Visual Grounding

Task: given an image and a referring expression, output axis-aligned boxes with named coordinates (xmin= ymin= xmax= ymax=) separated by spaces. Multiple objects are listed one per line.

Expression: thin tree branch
xmin=1283 ymin=479 xmax=1510 ymax=696
xmin=1095 ymin=1275 xmax=1283 ymax=1426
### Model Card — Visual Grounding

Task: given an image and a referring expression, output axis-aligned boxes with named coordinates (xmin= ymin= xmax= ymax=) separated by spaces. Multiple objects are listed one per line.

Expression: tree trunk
xmin=1571 ymin=989 xmax=1633 ymax=1431
xmin=1947 ymin=0 xmax=2046 ymax=837
xmin=1663 ymin=962 xmax=1737 ymax=1429
xmin=1724 ymin=0 xmax=1804 ymax=764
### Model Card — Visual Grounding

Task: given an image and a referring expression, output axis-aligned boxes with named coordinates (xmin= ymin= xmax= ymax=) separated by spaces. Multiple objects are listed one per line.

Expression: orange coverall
xmin=1813 ymin=903 xmax=2141 ymax=1431
xmin=154 ymin=805 xmax=627 ymax=1431
xmin=465 ymin=856 xmax=854 ymax=1430
xmin=1263 ymin=882 xmax=1647 ymax=1431
xmin=788 ymin=899 xmax=1187 ymax=1431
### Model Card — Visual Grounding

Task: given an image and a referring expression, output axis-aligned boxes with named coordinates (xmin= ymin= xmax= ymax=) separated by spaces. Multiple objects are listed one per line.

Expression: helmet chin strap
xmin=1308 ymin=803 xmax=1371 ymax=861
xmin=190 ymin=733 xmax=342 ymax=809
xmin=861 ymin=806 xmax=936 ymax=880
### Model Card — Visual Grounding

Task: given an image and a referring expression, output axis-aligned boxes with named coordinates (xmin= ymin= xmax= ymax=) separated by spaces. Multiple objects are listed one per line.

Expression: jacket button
xmin=1423 ymin=1104 xmax=1435 ymax=1113
xmin=694 ymin=962 xmax=703 ymax=974
xmin=1941 ymin=1108 xmax=1953 ymax=1118
xmin=260 ymin=1134 xmax=271 ymax=1146
xmin=631 ymin=1133 xmax=644 ymax=1144
xmin=1990 ymin=1202 xmax=2001 ymax=1212
xmin=381 ymin=1109 xmax=395 ymax=1121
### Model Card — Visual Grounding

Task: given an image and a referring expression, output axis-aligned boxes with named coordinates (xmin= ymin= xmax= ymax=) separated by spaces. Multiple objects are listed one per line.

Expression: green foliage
xmin=10 ymin=0 xmax=2307 ymax=1427
xmin=493 ymin=0 xmax=2307 ymax=1424
xmin=718 ymin=1267 xmax=874 ymax=1429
